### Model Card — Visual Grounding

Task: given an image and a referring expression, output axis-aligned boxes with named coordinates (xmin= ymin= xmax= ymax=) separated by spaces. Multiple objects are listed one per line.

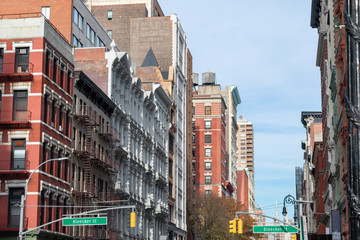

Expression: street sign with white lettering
xmin=62 ymin=217 xmax=107 ymax=226
xmin=253 ymin=225 xmax=298 ymax=233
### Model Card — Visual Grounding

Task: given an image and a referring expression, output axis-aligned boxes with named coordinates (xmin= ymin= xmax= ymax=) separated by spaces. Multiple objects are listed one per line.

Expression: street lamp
xmin=18 ymin=157 xmax=69 ymax=240
xmin=282 ymin=194 xmax=296 ymax=223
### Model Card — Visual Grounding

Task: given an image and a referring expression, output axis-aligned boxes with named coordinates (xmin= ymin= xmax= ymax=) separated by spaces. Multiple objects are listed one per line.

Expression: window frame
xmin=107 ymin=10 xmax=113 ymax=20
xmin=15 ymin=47 xmax=29 ymax=73
xmin=205 ymin=106 xmax=211 ymax=115
xmin=13 ymin=90 xmax=28 ymax=121
xmin=205 ymin=148 xmax=211 ymax=157
xmin=205 ymin=176 xmax=211 ymax=184
xmin=205 ymin=120 xmax=211 ymax=129
xmin=0 ymin=48 xmax=3 ymax=73
xmin=204 ymin=134 xmax=211 ymax=144
xmin=107 ymin=30 xmax=112 ymax=39
xmin=8 ymin=188 xmax=24 ymax=228
xmin=11 ymin=139 xmax=26 ymax=170
xmin=205 ymin=162 xmax=211 ymax=171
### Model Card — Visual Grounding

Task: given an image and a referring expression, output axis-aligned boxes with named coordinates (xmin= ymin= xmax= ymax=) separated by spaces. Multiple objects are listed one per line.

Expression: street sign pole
xmin=300 ymin=215 xmax=308 ymax=240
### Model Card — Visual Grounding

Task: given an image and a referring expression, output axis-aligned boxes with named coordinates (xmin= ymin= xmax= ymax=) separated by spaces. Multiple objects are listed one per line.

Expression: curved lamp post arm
xmin=282 ymin=194 xmax=296 ymax=217
xmin=24 ymin=157 xmax=69 ymax=200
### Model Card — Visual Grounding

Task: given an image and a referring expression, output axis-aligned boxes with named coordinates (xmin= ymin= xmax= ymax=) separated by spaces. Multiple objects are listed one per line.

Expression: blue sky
xmin=159 ymin=1 xmax=321 ymax=222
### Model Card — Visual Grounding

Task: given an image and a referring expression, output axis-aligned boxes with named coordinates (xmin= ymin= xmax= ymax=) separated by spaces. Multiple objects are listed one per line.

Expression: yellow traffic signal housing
xmin=130 ymin=212 xmax=136 ymax=227
xmin=237 ymin=218 xmax=243 ymax=234
xmin=291 ymin=234 xmax=297 ymax=240
xmin=229 ymin=219 xmax=237 ymax=233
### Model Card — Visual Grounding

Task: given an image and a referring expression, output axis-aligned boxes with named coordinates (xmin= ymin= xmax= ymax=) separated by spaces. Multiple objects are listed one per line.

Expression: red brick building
xmin=192 ymin=72 xmax=228 ymax=197
xmin=236 ymin=169 xmax=249 ymax=209
xmin=0 ymin=15 xmax=73 ymax=239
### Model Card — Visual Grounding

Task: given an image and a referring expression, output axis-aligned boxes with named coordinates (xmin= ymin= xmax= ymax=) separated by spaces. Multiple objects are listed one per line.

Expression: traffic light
xmin=130 ymin=212 xmax=136 ymax=227
xmin=229 ymin=219 xmax=237 ymax=233
xmin=237 ymin=218 xmax=243 ymax=234
xmin=291 ymin=234 xmax=297 ymax=240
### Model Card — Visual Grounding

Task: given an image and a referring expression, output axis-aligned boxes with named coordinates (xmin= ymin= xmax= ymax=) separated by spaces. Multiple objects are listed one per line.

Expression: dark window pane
xmin=8 ymin=188 xmax=24 ymax=228
xmin=0 ymin=48 xmax=3 ymax=73
xmin=205 ymin=134 xmax=211 ymax=144
xmin=15 ymin=48 xmax=29 ymax=73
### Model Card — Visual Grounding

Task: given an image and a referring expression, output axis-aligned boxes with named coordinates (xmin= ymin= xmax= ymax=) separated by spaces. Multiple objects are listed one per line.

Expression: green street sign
xmin=253 ymin=225 xmax=298 ymax=233
xmin=62 ymin=217 xmax=107 ymax=226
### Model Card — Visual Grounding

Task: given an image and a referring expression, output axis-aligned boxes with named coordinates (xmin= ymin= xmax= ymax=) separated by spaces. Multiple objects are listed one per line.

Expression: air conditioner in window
xmin=59 ymin=125 xmax=63 ymax=132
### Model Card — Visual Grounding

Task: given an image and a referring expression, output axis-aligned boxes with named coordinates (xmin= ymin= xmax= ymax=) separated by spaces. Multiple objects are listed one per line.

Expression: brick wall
xmin=91 ymin=4 xmax=146 ymax=52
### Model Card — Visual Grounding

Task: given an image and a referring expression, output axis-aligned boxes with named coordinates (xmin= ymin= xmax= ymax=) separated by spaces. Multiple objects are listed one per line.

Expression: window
xmin=87 ymin=24 xmax=95 ymax=44
xmin=11 ymin=139 xmax=26 ymax=170
xmin=51 ymin=99 xmax=56 ymax=127
xmin=192 ymin=149 xmax=195 ymax=157
xmin=59 ymin=104 xmax=63 ymax=131
xmin=205 ymin=134 xmax=211 ymax=144
xmin=205 ymin=120 xmax=211 ymax=129
xmin=73 ymin=7 xmax=83 ymax=30
xmin=72 ymin=35 xmax=83 ymax=48
xmin=205 ymin=106 xmax=211 ymax=115
xmin=65 ymin=110 xmax=70 ymax=136
xmin=64 ymin=157 xmax=68 ymax=181
xmin=42 ymin=6 xmax=50 ymax=19
xmin=169 ymin=159 xmax=173 ymax=176
xmin=205 ymin=190 xmax=211 ymax=195
xmin=241 ymin=147 xmax=246 ymax=150
xmin=53 ymin=57 xmax=58 ymax=82
xmin=0 ymin=48 xmax=3 ymax=73
xmin=169 ymin=134 xmax=174 ymax=153
xmin=15 ymin=47 xmax=29 ymax=73
xmin=57 ymin=149 xmax=63 ymax=178
xmin=192 ymin=135 xmax=195 ymax=144
xmin=45 ymin=50 xmax=50 ymax=76
xmin=107 ymin=10 xmax=113 ymax=20
xmin=107 ymin=30 xmax=112 ymax=39
xmin=98 ymin=178 xmax=104 ymax=199
xmin=169 ymin=183 xmax=173 ymax=197
xmin=96 ymin=36 xmax=102 ymax=47
xmin=205 ymin=148 xmax=211 ymax=157
xmin=192 ymin=106 xmax=195 ymax=115
xmin=60 ymin=64 xmax=65 ymax=88
xmin=13 ymin=90 xmax=28 ymax=121
xmin=73 ymin=7 xmax=79 ymax=25
xmin=0 ymin=91 xmax=2 ymax=120
xmin=50 ymin=145 xmax=55 ymax=175
xmin=48 ymin=192 xmax=53 ymax=230
xmin=8 ymin=188 xmax=24 ymax=228
xmin=43 ymin=94 xmax=49 ymax=123
xmin=40 ymin=190 xmax=45 ymax=226
xmin=205 ymin=176 xmax=211 ymax=184
xmin=205 ymin=162 xmax=211 ymax=171
xmin=192 ymin=121 xmax=195 ymax=130
xmin=67 ymin=70 xmax=72 ymax=93
xmin=42 ymin=142 xmax=47 ymax=171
